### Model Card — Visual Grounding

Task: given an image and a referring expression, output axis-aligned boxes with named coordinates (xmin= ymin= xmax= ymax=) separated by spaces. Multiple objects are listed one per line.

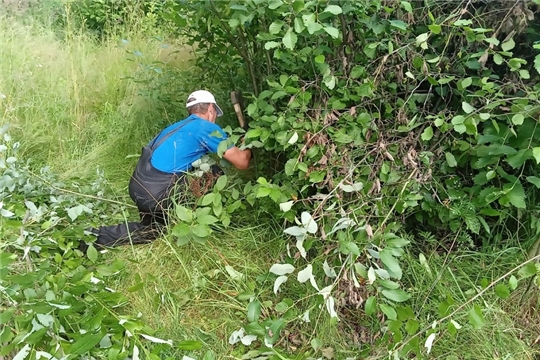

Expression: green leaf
xmin=428 ymin=24 xmax=441 ymax=34
xmin=401 ymin=0 xmax=413 ymax=13
xmin=269 ymin=20 xmax=284 ymax=34
xmin=365 ymin=296 xmax=377 ymax=315
xmin=314 ymin=54 xmax=325 ymax=63
xmin=512 ymin=114 xmax=524 ymax=125
xmin=264 ymin=41 xmax=280 ymax=50
xmin=323 ymin=25 xmax=339 ymax=39
xmin=452 ymin=115 xmax=465 ymax=125
xmin=378 ymin=279 xmax=400 ymax=289
xmin=176 ymin=205 xmax=193 ymax=222
xmin=454 ymin=19 xmax=472 ymax=26
xmin=506 ymin=149 xmax=530 ymax=169
xmin=0 ymin=309 xmax=13 ymax=325
xmin=468 ymin=305 xmax=485 ymax=329
xmin=494 ymin=283 xmax=510 ymax=299
xmin=519 ymin=69 xmax=530 ymax=79
xmin=275 ymin=301 xmax=289 ymax=313
xmin=307 ymin=22 xmax=323 ymax=35
xmin=535 ymin=54 xmax=540 ymax=75
xmin=479 ymin=113 xmax=490 ymax=120
xmin=244 ymin=322 xmax=265 ymax=336
xmin=268 ymin=0 xmax=283 ymax=10
xmin=389 ymin=20 xmax=407 ymax=31
xmin=494 ymin=53 xmax=504 ymax=65
xmin=215 ymin=175 xmax=227 ymax=191
xmin=506 ymin=182 xmax=526 ymax=209
xmin=381 ymin=289 xmax=411 ymax=303
xmin=69 ymin=333 xmax=103 ymax=357
xmin=0 ymin=251 xmax=16 ymax=269
xmin=350 ymin=65 xmax=364 ymax=78
xmin=526 ymin=176 xmax=540 ymax=188
xmin=282 ymin=28 xmax=298 ymax=50
xmin=177 ymin=340 xmax=203 ymax=350
xmin=533 ymin=147 xmax=540 ymax=164
xmin=257 ymin=187 xmax=272 ymax=198
xmin=266 ymin=318 xmax=286 ymax=345
xmin=293 ymin=17 xmax=305 ymax=33
xmin=379 ymin=303 xmax=397 ymax=320
xmin=217 ymin=140 xmax=229 ymax=157
xmin=484 ymin=37 xmax=500 ymax=46
xmin=518 ymin=262 xmax=537 ymax=278
xmin=509 ymin=275 xmax=518 ymax=290
xmin=461 ymin=77 xmax=472 ymax=88
xmin=292 ymin=0 xmax=304 ymax=12
xmin=462 ymin=102 xmax=475 ymax=114
xmin=445 ymin=152 xmax=457 ymax=167
xmin=415 ymin=32 xmax=429 ymax=45
xmin=501 ymin=38 xmax=515 ymax=52
xmin=192 ymin=223 xmax=210 ymax=238
xmin=323 ymin=4 xmax=342 ymax=14
xmin=379 ymin=250 xmax=402 ymax=279
xmin=197 ymin=214 xmax=219 ymax=225
xmin=284 ymin=158 xmax=297 ymax=176
xmin=87 ymin=245 xmax=98 ymax=263
xmin=247 ymin=300 xmax=261 ymax=322
xmin=421 ymin=126 xmax=433 ymax=141
xmin=225 ymin=265 xmax=243 ymax=280
xmin=201 ymin=193 xmax=215 ymax=206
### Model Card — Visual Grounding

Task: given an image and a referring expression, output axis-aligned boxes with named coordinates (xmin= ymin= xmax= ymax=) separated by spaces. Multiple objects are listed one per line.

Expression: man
xmin=86 ymin=90 xmax=252 ymax=248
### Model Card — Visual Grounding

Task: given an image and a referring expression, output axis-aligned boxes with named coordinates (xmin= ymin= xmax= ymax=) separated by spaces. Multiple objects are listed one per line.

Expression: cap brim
xmin=215 ymin=103 xmax=224 ymax=117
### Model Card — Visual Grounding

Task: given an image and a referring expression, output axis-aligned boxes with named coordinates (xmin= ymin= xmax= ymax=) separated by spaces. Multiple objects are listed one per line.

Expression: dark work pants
xmin=88 ymin=162 xmax=223 ymax=249
xmin=91 ymin=207 xmax=168 ymax=248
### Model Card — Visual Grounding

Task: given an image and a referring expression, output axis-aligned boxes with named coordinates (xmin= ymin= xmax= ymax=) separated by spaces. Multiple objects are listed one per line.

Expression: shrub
xmin=161 ymin=0 xmax=540 ymax=357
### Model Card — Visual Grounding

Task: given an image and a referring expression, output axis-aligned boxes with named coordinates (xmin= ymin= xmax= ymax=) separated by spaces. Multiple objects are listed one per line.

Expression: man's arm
xmin=223 ymin=147 xmax=252 ymax=170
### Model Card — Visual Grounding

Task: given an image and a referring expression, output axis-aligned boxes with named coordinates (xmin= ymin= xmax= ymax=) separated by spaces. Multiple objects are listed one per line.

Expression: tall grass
xmin=0 ymin=8 xmax=190 ymax=192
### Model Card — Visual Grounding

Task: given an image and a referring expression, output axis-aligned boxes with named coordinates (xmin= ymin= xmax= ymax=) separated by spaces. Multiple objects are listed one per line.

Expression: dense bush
xmin=63 ymin=0 xmax=170 ymax=36
xmin=160 ymin=0 xmax=540 ymax=357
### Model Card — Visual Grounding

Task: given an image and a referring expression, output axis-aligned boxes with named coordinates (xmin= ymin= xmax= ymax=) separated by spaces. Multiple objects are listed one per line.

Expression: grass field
xmin=1 ymin=5 xmax=540 ymax=359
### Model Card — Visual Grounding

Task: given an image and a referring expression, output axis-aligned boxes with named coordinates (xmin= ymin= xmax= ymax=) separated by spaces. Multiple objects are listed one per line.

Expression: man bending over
xmin=85 ymin=90 xmax=251 ymax=248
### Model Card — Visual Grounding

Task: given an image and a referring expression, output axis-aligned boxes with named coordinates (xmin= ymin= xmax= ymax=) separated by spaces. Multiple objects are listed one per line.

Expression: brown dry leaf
xmin=396 ymin=65 xmax=403 ymax=82
xmin=350 ymin=106 xmax=356 ymax=116
xmin=407 ymin=150 xmax=418 ymax=168
xmin=422 ymin=61 xmax=429 ymax=76
xmin=478 ymin=50 xmax=489 ymax=69
xmin=385 ymin=151 xmax=395 ymax=161
xmin=397 ymin=108 xmax=407 ymax=124
xmin=287 ymin=95 xmax=296 ymax=105
xmin=365 ymin=224 xmax=374 ymax=238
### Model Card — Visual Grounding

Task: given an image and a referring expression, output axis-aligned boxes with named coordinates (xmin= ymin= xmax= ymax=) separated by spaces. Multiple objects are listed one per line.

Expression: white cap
xmin=185 ymin=90 xmax=223 ymax=117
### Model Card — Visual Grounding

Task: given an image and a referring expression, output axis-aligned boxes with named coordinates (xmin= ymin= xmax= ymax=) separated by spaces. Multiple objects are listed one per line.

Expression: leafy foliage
xmin=0 ymin=126 xmax=200 ymax=359
xmin=61 ymin=0 xmax=171 ymax=36
xmin=162 ymin=0 xmax=540 ymax=357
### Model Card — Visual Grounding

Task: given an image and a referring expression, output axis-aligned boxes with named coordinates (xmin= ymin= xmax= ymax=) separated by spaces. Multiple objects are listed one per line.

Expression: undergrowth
xmin=1 ymin=2 xmax=540 ymax=360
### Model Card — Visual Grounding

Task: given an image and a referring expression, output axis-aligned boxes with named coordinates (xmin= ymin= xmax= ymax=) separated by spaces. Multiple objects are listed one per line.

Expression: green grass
xmin=403 ymin=247 xmax=540 ymax=360
xmin=2 ymin=6 xmax=540 ymax=360
xmin=0 ymin=8 xmax=191 ymax=192
xmin=105 ymin=224 xmax=285 ymax=357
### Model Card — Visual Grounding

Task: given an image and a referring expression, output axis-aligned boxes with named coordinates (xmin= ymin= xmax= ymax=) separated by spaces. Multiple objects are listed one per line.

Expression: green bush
xmin=161 ymin=0 xmax=540 ymax=357
xmin=63 ymin=0 xmax=170 ymax=36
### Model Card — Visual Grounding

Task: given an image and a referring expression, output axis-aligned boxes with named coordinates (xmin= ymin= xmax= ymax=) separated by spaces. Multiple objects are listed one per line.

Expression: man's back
xmin=150 ymin=114 xmax=229 ymax=174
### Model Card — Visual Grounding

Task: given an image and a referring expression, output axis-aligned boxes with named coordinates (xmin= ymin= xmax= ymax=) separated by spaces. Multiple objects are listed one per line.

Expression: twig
xmin=27 ymin=169 xmax=136 ymax=208
xmin=21 ymin=210 xmax=33 ymax=272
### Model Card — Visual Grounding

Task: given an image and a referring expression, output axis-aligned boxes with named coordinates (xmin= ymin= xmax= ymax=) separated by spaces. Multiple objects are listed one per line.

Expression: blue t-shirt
xmin=150 ymin=114 xmax=230 ymax=174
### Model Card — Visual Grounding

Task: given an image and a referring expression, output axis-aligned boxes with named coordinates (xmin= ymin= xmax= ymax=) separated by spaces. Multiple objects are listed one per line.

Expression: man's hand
xmin=223 ymin=147 xmax=252 ymax=170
